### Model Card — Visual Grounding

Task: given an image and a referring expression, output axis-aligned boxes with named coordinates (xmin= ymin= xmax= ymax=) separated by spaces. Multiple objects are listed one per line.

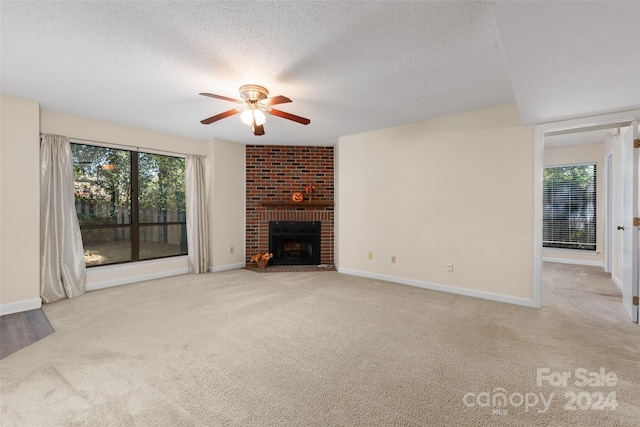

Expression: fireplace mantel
xmin=261 ymin=201 xmax=334 ymax=208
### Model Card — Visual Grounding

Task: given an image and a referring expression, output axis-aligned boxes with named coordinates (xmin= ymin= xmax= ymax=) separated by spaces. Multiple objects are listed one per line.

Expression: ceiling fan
xmin=199 ymin=84 xmax=310 ymax=136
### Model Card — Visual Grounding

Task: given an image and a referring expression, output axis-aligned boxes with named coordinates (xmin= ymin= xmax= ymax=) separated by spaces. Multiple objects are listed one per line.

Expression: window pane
xmin=138 ymin=153 xmax=185 ymax=223
xmin=543 ymin=164 xmax=596 ymax=251
xmin=72 ymin=144 xmax=188 ymax=267
xmin=139 ymin=224 xmax=187 ymax=260
xmin=81 ymin=227 xmax=132 ymax=266
xmin=72 ymin=144 xmax=131 ymax=226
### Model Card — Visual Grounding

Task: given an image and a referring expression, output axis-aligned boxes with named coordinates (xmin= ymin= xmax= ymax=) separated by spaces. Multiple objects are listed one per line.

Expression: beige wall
xmin=543 ymin=143 xmax=604 ymax=266
xmin=0 ymin=95 xmax=41 ymax=313
xmin=336 ymin=104 xmax=535 ymax=304
xmin=209 ymin=139 xmax=246 ymax=270
xmin=40 ymin=110 xmax=207 ymax=156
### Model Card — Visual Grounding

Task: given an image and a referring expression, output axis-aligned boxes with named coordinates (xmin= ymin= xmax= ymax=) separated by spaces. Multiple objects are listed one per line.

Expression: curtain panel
xmin=186 ymin=154 xmax=209 ymax=273
xmin=40 ymin=134 xmax=86 ymax=303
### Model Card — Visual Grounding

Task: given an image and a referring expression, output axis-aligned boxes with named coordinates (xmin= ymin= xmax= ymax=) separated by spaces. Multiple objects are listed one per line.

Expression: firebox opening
xmin=269 ymin=221 xmax=320 ymax=265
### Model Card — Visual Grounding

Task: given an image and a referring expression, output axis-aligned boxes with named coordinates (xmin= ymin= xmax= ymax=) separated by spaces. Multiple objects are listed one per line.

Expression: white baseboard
xmin=0 ymin=298 xmax=42 ymax=316
xmin=1 ymin=262 xmax=244 ymax=315
xmin=86 ymin=268 xmax=189 ymax=291
xmin=209 ymin=262 xmax=246 ymax=273
xmin=543 ymin=257 xmax=604 ymax=268
xmin=611 ymin=274 xmax=623 ymax=291
xmin=337 ymin=268 xmax=537 ymax=308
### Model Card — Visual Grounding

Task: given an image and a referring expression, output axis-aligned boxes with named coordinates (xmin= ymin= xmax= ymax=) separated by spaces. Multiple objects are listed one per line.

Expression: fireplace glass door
xmin=269 ymin=221 xmax=320 ymax=265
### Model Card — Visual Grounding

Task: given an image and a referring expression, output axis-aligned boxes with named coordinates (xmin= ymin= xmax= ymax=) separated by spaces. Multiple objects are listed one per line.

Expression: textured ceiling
xmin=1 ymin=1 xmax=638 ymax=146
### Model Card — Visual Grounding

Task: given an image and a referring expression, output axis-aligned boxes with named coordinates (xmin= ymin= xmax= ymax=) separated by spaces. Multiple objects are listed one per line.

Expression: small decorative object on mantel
xmin=251 ymin=252 xmax=273 ymax=269
xmin=292 ymin=191 xmax=304 ymax=203
xmin=304 ymin=184 xmax=316 ymax=202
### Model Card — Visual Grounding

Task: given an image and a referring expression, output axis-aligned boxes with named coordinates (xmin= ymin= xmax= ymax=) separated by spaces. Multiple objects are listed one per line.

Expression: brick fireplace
xmin=246 ymin=145 xmax=334 ymax=265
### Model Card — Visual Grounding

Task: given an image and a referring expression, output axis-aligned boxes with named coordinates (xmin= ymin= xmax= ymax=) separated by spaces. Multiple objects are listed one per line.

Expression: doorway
xmin=534 ymin=110 xmax=639 ymax=323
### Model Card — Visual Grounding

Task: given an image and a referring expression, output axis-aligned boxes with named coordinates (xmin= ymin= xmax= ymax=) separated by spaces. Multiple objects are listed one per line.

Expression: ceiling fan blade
xmin=253 ymin=124 xmax=265 ymax=136
xmin=268 ymin=108 xmax=311 ymax=125
xmin=200 ymin=108 xmax=240 ymax=125
xmin=199 ymin=93 xmax=243 ymax=104
xmin=262 ymin=95 xmax=292 ymax=106
xmin=252 ymin=116 xmax=265 ymax=136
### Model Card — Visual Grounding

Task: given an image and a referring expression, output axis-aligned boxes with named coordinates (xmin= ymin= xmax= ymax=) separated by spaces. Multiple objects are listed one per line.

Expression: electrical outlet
xmin=230 ymin=246 xmax=234 ymax=254
xmin=391 ymin=255 xmax=396 ymax=264
xmin=368 ymin=252 xmax=373 ymax=260
xmin=446 ymin=262 xmax=453 ymax=272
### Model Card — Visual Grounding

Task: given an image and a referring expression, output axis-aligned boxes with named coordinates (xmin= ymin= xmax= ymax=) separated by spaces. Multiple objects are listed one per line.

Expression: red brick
xmin=246 ymin=145 xmax=335 ymax=264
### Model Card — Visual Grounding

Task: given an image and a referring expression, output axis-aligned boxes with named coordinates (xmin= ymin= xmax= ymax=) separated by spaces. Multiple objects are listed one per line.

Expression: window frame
xmin=542 ymin=162 xmax=597 ymax=252
xmin=72 ymin=142 xmax=187 ymax=267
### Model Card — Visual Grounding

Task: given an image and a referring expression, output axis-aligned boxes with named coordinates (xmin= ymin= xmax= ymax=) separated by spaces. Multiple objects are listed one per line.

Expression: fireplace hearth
xmin=269 ymin=221 xmax=321 ymax=265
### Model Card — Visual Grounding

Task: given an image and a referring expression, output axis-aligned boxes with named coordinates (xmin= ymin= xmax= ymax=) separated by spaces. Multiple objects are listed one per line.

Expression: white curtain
xmin=186 ymin=154 xmax=209 ymax=273
xmin=40 ymin=134 xmax=86 ymax=303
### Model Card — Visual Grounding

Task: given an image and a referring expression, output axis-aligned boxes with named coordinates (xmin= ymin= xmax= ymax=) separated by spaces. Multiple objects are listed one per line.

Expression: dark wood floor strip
xmin=0 ymin=308 xmax=54 ymax=359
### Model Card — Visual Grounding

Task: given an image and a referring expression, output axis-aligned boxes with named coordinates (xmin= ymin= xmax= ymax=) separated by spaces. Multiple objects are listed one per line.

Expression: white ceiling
xmin=1 ymin=1 xmax=638 ymax=146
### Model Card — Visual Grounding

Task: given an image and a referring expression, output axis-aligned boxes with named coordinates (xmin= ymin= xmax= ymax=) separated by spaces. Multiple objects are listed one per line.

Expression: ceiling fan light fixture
xmin=240 ymin=109 xmax=254 ymax=126
xmin=240 ymin=107 xmax=267 ymax=126
xmin=254 ymin=109 xmax=266 ymax=126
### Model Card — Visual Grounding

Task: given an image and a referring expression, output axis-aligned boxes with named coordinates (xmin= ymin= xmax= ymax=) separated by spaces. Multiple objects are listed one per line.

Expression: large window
xmin=72 ymin=144 xmax=187 ymax=266
xmin=543 ymin=163 xmax=596 ymax=251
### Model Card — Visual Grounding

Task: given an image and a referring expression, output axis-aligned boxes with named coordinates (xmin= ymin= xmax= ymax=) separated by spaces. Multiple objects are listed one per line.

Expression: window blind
xmin=543 ymin=163 xmax=596 ymax=251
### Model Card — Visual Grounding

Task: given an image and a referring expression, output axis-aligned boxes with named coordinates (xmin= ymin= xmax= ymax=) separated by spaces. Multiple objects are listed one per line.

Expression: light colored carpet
xmin=1 ymin=263 xmax=639 ymax=426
